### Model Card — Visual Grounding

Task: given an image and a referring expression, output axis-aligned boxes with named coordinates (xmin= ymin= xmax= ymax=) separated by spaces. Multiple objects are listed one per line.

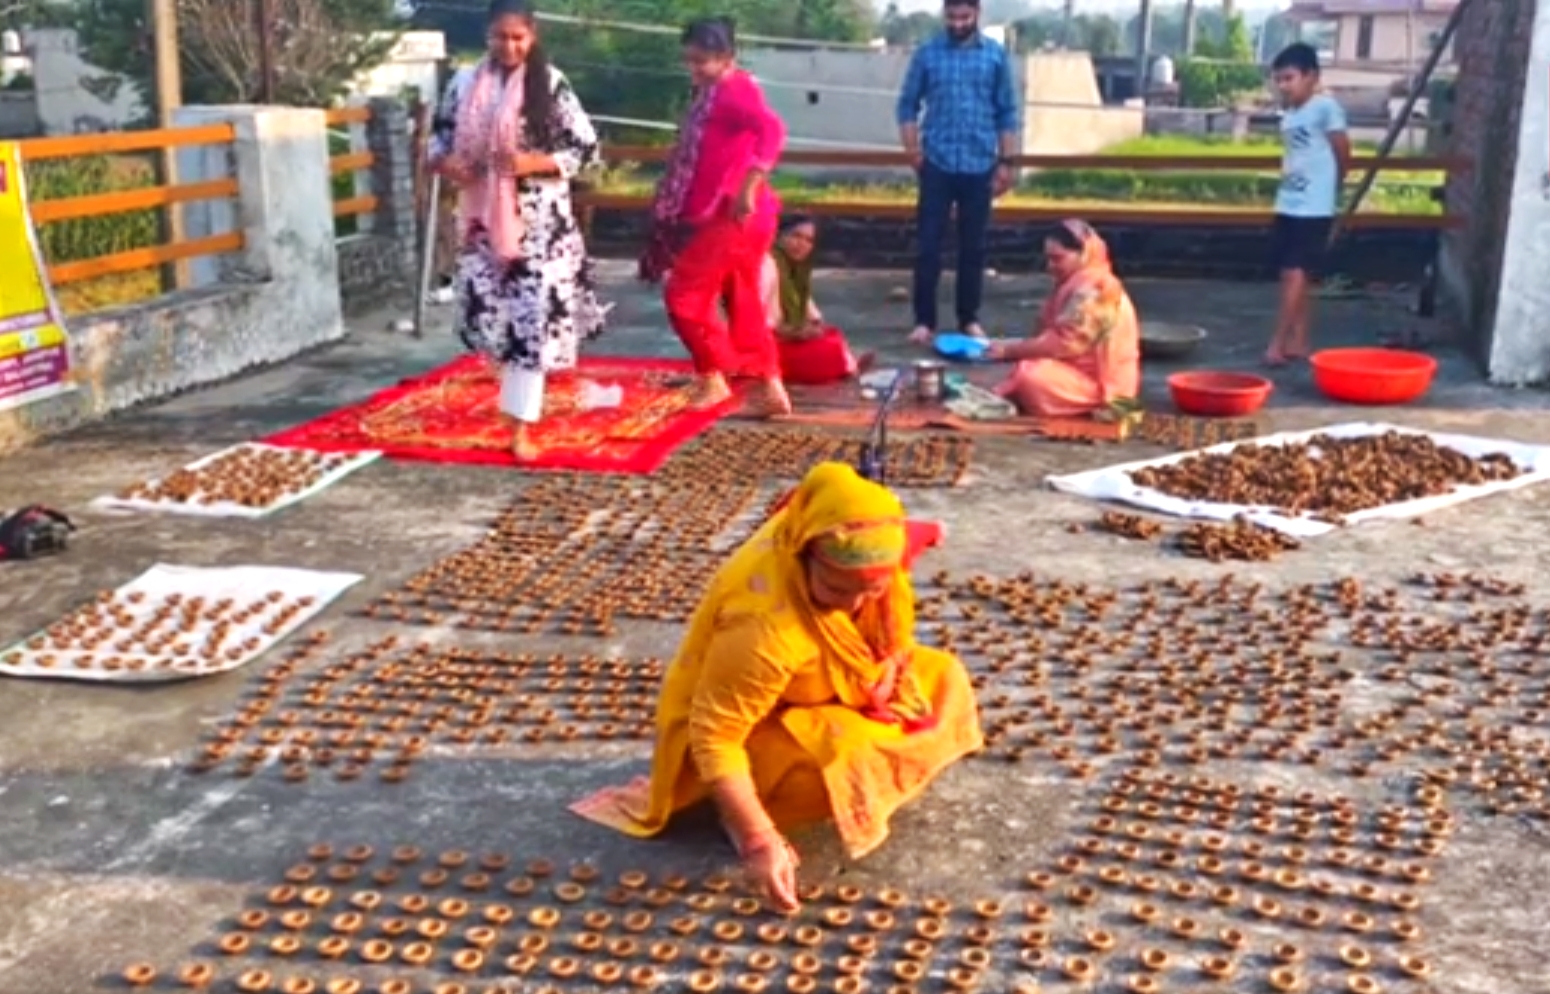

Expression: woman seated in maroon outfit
xmin=759 ymin=215 xmax=872 ymax=385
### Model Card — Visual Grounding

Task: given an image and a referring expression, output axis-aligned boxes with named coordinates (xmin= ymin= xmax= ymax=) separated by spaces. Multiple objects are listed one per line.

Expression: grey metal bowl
xmin=1140 ymin=322 xmax=1208 ymax=360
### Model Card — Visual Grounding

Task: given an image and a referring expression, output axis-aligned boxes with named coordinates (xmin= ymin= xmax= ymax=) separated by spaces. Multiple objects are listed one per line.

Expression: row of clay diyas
xmin=1067 ymin=835 xmax=1437 ymax=885
xmin=1052 ymin=855 xmax=1433 ymax=900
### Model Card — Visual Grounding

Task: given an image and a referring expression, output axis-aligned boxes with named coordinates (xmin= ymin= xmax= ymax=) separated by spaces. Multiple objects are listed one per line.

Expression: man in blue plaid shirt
xmin=895 ymin=0 xmax=1019 ymax=344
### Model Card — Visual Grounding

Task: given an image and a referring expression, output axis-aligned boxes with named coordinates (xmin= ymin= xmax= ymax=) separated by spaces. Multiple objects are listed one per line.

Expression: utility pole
xmin=1134 ymin=0 xmax=1153 ymax=101
xmin=255 ymin=0 xmax=276 ymax=103
xmin=1060 ymin=0 xmax=1075 ymax=48
xmin=148 ymin=0 xmax=187 ymax=288
xmin=1182 ymin=0 xmax=1197 ymax=56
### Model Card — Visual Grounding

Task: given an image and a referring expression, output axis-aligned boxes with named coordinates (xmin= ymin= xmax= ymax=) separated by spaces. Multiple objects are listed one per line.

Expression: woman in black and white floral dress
xmin=428 ymin=0 xmax=606 ymax=461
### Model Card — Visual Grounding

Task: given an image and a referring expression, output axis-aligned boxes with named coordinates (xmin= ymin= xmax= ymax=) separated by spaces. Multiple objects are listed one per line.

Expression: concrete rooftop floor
xmin=1 ymin=262 xmax=1549 ymax=994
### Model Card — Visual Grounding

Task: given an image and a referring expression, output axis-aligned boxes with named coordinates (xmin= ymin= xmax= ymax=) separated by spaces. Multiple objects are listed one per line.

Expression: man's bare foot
xmin=963 ymin=322 xmax=987 ymax=340
xmin=684 ymin=373 xmax=732 ymax=410
xmin=1263 ymin=350 xmax=1287 ymax=367
xmin=745 ymin=378 xmax=792 ymax=419
xmin=908 ymin=325 xmax=933 ymax=345
xmin=851 ymin=351 xmax=877 ymax=377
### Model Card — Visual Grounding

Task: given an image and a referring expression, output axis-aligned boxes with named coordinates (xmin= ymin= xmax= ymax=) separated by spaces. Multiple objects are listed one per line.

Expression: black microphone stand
xmin=855 ymin=369 xmax=905 ymax=486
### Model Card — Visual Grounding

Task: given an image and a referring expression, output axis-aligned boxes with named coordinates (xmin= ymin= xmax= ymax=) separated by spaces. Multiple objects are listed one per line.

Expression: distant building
xmin=1284 ymin=0 xmax=1457 ymax=72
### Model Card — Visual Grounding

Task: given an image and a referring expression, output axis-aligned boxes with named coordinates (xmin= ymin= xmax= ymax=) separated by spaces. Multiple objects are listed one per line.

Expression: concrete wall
xmin=1021 ymin=52 xmax=1144 ymax=156
xmin=25 ymin=28 xmax=142 ymax=134
xmin=742 ymin=47 xmax=1141 ymax=167
xmin=177 ymin=99 xmax=418 ymax=314
xmin=1438 ymin=0 xmax=1537 ymax=376
xmin=0 ymin=106 xmax=345 ymax=454
xmin=1483 ymin=0 xmax=1550 ymax=384
xmin=742 ymin=49 xmax=912 ymax=152
xmin=351 ymin=31 xmax=445 ymax=105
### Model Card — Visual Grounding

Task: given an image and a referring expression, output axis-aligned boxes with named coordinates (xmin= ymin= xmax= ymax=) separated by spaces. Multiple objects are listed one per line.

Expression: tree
xmin=1011 ymin=10 xmax=1121 ymax=56
xmin=1178 ymin=14 xmax=1263 ymax=107
xmin=880 ymin=5 xmax=939 ymax=47
xmin=73 ymin=0 xmax=400 ymax=109
xmin=411 ymin=0 xmax=879 ymax=141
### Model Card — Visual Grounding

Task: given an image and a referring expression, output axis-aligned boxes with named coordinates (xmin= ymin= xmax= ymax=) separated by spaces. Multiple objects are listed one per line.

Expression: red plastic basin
xmin=1167 ymin=371 xmax=1274 ymax=417
xmin=1310 ymin=348 xmax=1437 ymax=405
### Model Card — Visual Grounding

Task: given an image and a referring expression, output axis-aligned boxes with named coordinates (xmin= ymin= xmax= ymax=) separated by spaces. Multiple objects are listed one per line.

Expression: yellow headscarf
xmin=751 ymin=462 xmax=931 ymax=723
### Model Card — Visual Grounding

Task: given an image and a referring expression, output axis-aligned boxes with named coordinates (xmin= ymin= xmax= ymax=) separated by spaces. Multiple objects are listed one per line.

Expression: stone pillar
xmin=171 ymin=104 xmax=343 ymax=335
xmin=1483 ymin=0 xmax=1550 ymax=384
xmin=365 ymin=96 xmax=418 ymax=285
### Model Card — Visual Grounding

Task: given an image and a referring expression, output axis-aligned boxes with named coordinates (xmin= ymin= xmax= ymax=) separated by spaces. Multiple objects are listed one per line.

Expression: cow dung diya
xmin=360 ymin=428 xmax=969 ymax=638
xmin=186 ymin=639 xmax=664 ymax=782
xmin=1002 ymin=770 xmax=1448 ymax=993
xmin=128 ymin=848 xmax=1034 ymax=994
xmin=915 ymin=568 xmax=1550 ymax=823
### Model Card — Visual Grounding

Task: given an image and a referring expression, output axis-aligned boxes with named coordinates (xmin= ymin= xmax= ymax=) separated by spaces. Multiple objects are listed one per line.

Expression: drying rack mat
xmin=0 ymin=564 xmax=363 ymax=683
xmin=1046 ymin=421 xmax=1550 ymax=538
xmin=90 ymin=443 xmax=382 ymax=519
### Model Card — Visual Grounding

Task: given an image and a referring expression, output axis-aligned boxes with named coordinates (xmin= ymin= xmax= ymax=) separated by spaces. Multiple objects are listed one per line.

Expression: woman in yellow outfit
xmin=571 ymin=462 xmax=983 ymax=909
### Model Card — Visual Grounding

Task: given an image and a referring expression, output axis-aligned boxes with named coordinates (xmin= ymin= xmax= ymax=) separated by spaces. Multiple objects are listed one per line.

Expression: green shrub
xmin=24 ymin=154 xmax=160 ymax=264
xmin=1177 ymin=60 xmax=1266 ymax=108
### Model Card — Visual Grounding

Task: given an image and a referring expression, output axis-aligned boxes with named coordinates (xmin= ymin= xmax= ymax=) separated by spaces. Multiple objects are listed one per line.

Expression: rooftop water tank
xmin=1151 ymin=54 xmax=1175 ymax=87
xmin=1 ymin=30 xmax=21 ymax=56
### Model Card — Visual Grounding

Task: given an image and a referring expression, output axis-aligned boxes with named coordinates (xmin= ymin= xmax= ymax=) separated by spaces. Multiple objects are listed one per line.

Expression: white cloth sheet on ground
xmin=0 ymin=564 xmax=362 ymax=683
xmin=91 ymin=443 xmax=381 ymax=519
xmin=1046 ymin=421 xmax=1550 ymax=538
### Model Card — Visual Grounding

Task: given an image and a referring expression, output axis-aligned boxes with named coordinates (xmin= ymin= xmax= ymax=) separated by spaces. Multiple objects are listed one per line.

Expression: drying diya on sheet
xmin=1049 ymin=422 xmax=1550 ymax=537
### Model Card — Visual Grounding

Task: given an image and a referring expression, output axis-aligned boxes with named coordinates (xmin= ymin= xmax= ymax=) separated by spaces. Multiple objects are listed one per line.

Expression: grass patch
xmin=25 ymin=154 xmax=167 ymax=315
xmin=330 ymin=131 xmax=361 ymax=238
xmin=54 ymin=272 xmax=163 ymax=317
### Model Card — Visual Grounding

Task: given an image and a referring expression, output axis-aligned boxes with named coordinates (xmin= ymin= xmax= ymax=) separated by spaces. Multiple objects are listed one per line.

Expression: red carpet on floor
xmin=262 ymin=355 xmax=732 ymax=474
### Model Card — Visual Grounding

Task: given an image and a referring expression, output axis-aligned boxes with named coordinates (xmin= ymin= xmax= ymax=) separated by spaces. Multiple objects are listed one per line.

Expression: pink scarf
xmin=453 ymin=61 xmax=528 ymax=263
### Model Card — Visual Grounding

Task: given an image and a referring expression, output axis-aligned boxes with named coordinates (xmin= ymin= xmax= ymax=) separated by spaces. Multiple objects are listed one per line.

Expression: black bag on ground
xmin=0 ymin=505 xmax=75 ymax=560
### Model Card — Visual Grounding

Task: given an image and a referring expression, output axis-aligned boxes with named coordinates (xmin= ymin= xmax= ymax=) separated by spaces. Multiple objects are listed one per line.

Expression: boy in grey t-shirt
xmin=1266 ymin=43 xmax=1350 ymax=366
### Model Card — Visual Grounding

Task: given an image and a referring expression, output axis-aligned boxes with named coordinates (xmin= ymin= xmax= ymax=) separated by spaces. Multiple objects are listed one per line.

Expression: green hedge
xmin=24 ymin=154 xmax=161 ymax=264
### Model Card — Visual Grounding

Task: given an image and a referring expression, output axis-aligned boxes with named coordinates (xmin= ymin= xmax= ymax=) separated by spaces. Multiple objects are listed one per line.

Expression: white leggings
xmin=498 ymin=366 xmax=545 ymax=424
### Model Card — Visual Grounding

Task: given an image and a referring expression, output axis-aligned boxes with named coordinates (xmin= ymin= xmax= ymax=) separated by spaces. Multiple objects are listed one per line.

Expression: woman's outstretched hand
xmin=742 ymin=835 xmax=801 ymax=913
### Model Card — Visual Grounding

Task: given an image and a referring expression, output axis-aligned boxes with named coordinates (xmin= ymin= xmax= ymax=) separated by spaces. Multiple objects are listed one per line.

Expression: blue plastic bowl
xmin=933 ymin=332 xmax=988 ymax=362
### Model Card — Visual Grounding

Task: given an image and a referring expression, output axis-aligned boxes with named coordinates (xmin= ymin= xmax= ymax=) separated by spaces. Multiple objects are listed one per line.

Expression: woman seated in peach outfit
xmin=984 ymin=219 xmax=1141 ymax=417
xmin=571 ymin=462 xmax=981 ymax=910
xmin=759 ymin=216 xmax=872 ymax=385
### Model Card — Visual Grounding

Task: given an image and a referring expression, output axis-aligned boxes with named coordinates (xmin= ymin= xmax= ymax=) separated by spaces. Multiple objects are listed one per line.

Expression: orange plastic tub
xmin=1309 ymin=348 xmax=1436 ymax=405
xmin=1167 ymin=371 xmax=1274 ymax=417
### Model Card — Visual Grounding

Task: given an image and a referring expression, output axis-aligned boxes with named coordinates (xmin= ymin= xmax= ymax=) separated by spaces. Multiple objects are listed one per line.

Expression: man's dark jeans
xmin=911 ymin=161 xmax=995 ymax=332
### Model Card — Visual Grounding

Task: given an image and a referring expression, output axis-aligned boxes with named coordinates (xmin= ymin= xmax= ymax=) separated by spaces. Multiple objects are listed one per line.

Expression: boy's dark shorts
xmin=1269 ymin=214 xmax=1333 ymax=275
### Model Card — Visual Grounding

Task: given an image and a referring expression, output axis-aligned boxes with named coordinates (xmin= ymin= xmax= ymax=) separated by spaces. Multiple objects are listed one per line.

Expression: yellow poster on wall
xmin=0 ymin=141 xmax=71 ymax=413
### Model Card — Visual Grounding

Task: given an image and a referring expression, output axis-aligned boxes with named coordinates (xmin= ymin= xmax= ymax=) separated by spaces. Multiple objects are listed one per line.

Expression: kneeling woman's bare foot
xmin=745 ymin=377 xmax=792 ymax=419
xmin=684 ymin=373 xmax=733 ymax=410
